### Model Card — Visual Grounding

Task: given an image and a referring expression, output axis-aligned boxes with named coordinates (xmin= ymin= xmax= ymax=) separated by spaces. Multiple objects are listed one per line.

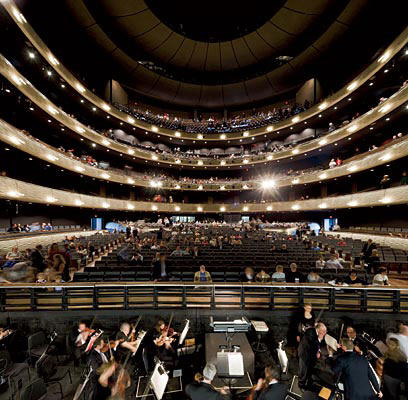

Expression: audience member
xmin=286 ymin=263 xmax=304 ymax=283
xmin=372 ymin=268 xmax=389 ymax=286
xmin=194 ymin=265 xmax=212 ymax=283
xmin=271 ymin=265 xmax=286 ymax=282
xmin=256 ymin=269 xmax=271 ymax=283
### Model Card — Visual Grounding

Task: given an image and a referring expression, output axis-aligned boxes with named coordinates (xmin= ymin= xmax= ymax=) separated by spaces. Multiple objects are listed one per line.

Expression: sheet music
xmin=151 ymin=363 xmax=169 ymax=400
xmin=325 ymin=334 xmax=338 ymax=351
xmin=251 ymin=320 xmax=269 ymax=332
xmin=228 ymin=352 xmax=244 ymax=377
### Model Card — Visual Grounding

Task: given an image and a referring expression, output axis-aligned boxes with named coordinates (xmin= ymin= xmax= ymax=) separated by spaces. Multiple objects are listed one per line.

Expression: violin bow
xmin=316 ymin=306 xmax=324 ymax=323
xmin=338 ymin=323 xmax=344 ymax=343
xmin=128 ymin=315 xmax=142 ymax=340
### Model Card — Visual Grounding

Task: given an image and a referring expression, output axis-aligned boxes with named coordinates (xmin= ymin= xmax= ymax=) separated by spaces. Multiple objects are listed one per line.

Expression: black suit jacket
xmin=362 ymin=242 xmax=376 ymax=257
xmin=185 ymin=382 xmax=230 ymax=400
xmin=88 ymin=350 xmax=105 ymax=377
xmin=252 ymin=382 xmax=288 ymax=400
xmin=330 ymin=351 xmax=380 ymax=400
xmin=298 ymin=327 xmax=319 ymax=364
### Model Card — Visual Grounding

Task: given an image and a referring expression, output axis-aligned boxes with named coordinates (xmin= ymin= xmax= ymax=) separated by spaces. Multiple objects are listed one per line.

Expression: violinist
xmin=248 ymin=366 xmax=288 ymax=400
xmin=74 ymin=321 xmax=94 ymax=366
xmin=185 ymin=363 xmax=230 ymax=400
xmin=88 ymin=337 xmax=110 ymax=400
xmin=153 ymin=320 xmax=179 ymax=351
xmin=153 ymin=319 xmax=179 ymax=365
xmin=115 ymin=322 xmax=141 ymax=355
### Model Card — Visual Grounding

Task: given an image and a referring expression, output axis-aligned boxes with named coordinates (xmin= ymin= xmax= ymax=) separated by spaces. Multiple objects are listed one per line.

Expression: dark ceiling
xmin=12 ymin=0 xmax=408 ymax=110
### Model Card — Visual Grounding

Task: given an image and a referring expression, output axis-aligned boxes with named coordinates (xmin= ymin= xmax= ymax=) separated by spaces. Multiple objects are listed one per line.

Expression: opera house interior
xmin=0 ymin=0 xmax=408 ymax=399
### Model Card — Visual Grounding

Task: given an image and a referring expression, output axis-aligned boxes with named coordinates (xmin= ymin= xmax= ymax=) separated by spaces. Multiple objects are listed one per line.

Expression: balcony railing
xmin=1 ymin=282 xmax=407 ymax=313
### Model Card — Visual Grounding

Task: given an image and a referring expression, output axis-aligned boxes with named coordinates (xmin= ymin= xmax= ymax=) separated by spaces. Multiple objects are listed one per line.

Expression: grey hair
xmin=203 ymin=363 xmax=217 ymax=381
xmin=120 ymin=322 xmax=130 ymax=332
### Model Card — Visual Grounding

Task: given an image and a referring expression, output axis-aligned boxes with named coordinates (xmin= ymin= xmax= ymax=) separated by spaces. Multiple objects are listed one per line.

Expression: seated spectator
xmin=311 ymin=242 xmax=321 ymax=251
xmin=373 ymin=268 xmax=389 ymax=286
xmin=242 ymin=267 xmax=255 ymax=282
xmin=307 ymin=269 xmax=324 ymax=283
xmin=192 ymin=246 xmax=199 ymax=258
xmin=315 ymin=255 xmax=326 ymax=269
xmin=286 ymin=263 xmax=304 ymax=283
xmin=380 ymin=174 xmax=391 ymax=189
xmin=194 ymin=265 xmax=212 ymax=283
xmin=344 ymin=271 xmax=367 ymax=285
xmin=329 ymin=159 xmax=337 ymax=169
xmin=255 ymin=269 xmax=271 ymax=283
xmin=6 ymin=247 xmax=21 ymax=260
xmin=170 ymin=246 xmax=185 ymax=257
xmin=325 ymin=254 xmax=343 ymax=269
xmin=271 ymin=265 xmax=286 ymax=282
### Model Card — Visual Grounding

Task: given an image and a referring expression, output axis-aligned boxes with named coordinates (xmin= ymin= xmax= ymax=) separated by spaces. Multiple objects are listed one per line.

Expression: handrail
xmin=0 ymin=175 xmax=407 ymax=212
xmin=0 ymin=51 xmax=407 ymax=169
xmin=3 ymin=0 xmax=408 ymax=141
xmin=1 ymin=282 xmax=408 ymax=313
xmin=1 ymin=282 xmax=407 ymax=291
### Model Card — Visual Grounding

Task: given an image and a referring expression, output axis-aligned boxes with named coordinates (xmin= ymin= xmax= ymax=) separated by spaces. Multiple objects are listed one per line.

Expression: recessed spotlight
xmin=46 ymin=70 xmax=52 ymax=76
xmin=28 ymin=52 xmax=35 ymax=59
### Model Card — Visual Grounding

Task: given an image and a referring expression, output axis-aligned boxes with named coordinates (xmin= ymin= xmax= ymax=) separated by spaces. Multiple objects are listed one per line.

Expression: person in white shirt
xmin=329 ymin=159 xmax=337 ymax=169
xmin=315 ymin=255 xmax=326 ymax=269
xmin=372 ymin=268 xmax=389 ymax=286
xmin=325 ymin=254 xmax=343 ymax=269
xmin=271 ymin=265 xmax=286 ymax=282
xmin=386 ymin=323 xmax=408 ymax=360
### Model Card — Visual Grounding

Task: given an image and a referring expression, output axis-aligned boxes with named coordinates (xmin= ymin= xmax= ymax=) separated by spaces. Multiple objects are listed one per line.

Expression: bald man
xmin=298 ymin=322 xmax=327 ymax=389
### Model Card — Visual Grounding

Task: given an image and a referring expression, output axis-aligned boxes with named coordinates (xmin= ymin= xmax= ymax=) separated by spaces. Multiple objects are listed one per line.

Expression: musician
xmin=153 ymin=319 xmax=179 ymax=365
xmin=298 ymin=322 xmax=327 ymax=389
xmin=343 ymin=325 xmax=365 ymax=354
xmin=0 ymin=327 xmax=11 ymax=340
xmin=185 ymin=363 xmax=230 ymax=399
xmin=296 ymin=304 xmax=316 ymax=343
xmin=328 ymin=338 xmax=383 ymax=399
xmin=115 ymin=322 xmax=141 ymax=354
xmin=250 ymin=366 xmax=288 ymax=399
xmin=88 ymin=337 xmax=110 ymax=400
xmin=98 ymin=358 xmax=130 ymax=400
xmin=74 ymin=321 xmax=94 ymax=366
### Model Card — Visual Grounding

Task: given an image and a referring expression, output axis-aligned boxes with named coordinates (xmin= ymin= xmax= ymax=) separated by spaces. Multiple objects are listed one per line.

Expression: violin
xmin=246 ymin=379 xmax=266 ymax=400
xmin=101 ymin=339 xmax=124 ymax=353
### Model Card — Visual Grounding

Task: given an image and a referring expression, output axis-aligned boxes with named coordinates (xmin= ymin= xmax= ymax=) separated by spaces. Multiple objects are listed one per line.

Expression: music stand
xmin=136 ymin=360 xmax=182 ymax=399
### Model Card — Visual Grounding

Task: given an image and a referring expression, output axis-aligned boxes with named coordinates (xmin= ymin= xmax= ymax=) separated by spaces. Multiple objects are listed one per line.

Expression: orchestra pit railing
xmin=1 ymin=283 xmax=408 ymax=313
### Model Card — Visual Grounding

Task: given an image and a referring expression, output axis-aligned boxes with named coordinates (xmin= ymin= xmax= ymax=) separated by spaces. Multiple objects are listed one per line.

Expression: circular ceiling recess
xmin=20 ymin=0 xmax=408 ymax=109
xmin=145 ymin=0 xmax=285 ymax=43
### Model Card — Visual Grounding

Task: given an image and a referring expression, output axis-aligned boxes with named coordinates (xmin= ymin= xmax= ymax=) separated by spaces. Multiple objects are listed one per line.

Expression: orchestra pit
xmin=1 ymin=1 xmax=408 ymax=399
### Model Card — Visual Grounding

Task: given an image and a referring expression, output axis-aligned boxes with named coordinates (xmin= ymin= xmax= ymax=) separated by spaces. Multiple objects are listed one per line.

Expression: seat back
xmin=20 ymin=378 xmax=47 ymax=400
xmin=28 ymin=331 xmax=46 ymax=351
